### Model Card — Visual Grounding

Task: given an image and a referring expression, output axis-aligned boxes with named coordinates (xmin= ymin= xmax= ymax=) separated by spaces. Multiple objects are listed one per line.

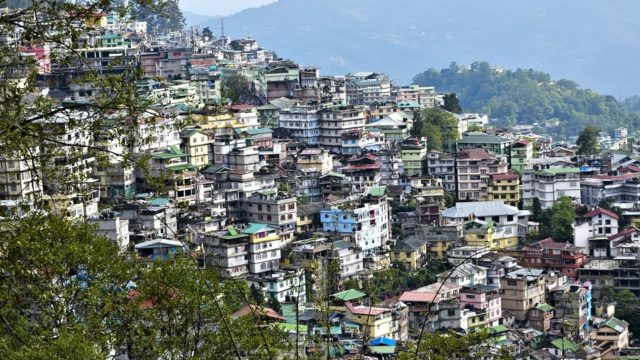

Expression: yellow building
xmin=188 ymin=112 xmax=247 ymax=137
xmin=297 ymin=148 xmax=333 ymax=175
xmin=391 ymin=236 xmax=428 ymax=270
xmin=464 ymin=309 xmax=489 ymax=333
xmin=180 ymin=127 xmax=210 ymax=168
xmin=488 ymin=173 xmax=521 ymax=207
xmin=345 ymin=302 xmax=394 ymax=339
xmin=464 ymin=220 xmax=518 ymax=250
xmin=424 ymin=228 xmax=458 ymax=259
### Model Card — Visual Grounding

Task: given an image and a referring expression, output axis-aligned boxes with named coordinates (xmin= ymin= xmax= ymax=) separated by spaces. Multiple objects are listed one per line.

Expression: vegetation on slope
xmin=413 ymin=62 xmax=640 ymax=139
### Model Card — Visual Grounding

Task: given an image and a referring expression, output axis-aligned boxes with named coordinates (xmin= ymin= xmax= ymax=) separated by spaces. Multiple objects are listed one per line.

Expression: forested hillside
xmin=413 ymin=62 xmax=640 ymax=138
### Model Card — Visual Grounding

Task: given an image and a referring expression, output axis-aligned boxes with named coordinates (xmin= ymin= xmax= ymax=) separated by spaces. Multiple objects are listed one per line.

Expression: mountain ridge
xmin=209 ymin=0 xmax=640 ymax=96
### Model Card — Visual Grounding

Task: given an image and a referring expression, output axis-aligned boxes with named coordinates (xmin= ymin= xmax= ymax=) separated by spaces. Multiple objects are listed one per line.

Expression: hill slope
xmin=215 ymin=0 xmax=640 ymax=96
xmin=413 ymin=62 xmax=640 ymax=138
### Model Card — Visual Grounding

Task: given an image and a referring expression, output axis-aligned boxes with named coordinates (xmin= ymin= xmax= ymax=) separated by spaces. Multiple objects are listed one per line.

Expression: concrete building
xmin=245 ymin=189 xmax=297 ymax=244
xmin=319 ymin=106 xmax=367 ymax=153
xmin=180 ymin=127 xmax=210 ymax=168
xmin=510 ymin=139 xmax=533 ymax=173
xmin=522 ymin=167 xmax=582 ymax=209
xmin=242 ymin=223 xmax=282 ymax=275
xmin=278 ymin=105 xmax=321 ymax=145
xmin=459 ymin=285 xmax=502 ymax=326
xmin=456 ymin=148 xmax=508 ymax=201
xmin=500 ymin=268 xmax=546 ymax=322
xmin=488 ymin=173 xmax=521 ymax=207
xmin=522 ymin=238 xmax=589 ymax=281
xmin=457 ymin=132 xmax=511 ymax=156
xmin=400 ymin=137 xmax=428 ymax=177
xmin=345 ymin=72 xmax=391 ymax=105
xmin=427 ymin=150 xmax=456 ymax=192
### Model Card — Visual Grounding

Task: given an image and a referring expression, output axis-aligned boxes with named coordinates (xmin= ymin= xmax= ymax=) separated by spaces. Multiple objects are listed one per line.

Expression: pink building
xmin=20 ymin=44 xmax=51 ymax=74
xmin=459 ymin=285 xmax=502 ymax=326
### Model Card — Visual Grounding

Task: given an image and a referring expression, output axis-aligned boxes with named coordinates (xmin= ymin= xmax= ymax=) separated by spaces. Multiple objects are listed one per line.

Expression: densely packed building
xmin=5 ymin=9 xmax=640 ymax=358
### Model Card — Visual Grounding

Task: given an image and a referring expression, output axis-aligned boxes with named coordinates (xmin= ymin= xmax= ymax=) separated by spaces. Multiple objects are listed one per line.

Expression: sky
xmin=179 ymin=0 xmax=278 ymax=16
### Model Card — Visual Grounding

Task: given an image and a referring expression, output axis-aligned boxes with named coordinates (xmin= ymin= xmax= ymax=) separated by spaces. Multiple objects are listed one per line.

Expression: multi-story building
xmin=392 ymin=85 xmax=436 ymax=108
xmin=437 ymin=263 xmax=488 ymax=287
xmin=510 ymin=139 xmax=533 ymax=173
xmin=500 ymin=268 xmax=546 ymax=322
xmin=89 ymin=210 xmax=130 ymax=252
xmin=320 ymin=189 xmax=391 ymax=254
xmin=463 ymin=219 xmax=519 ymax=250
xmin=180 ymin=127 xmax=210 ymax=168
xmin=340 ymin=130 xmax=386 ymax=155
xmin=400 ymin=137 xmax=428 ymax=177
xmin=200 ymin=226 xmax=250 ymax=278
xmin=341 ymin=153 xmax=382 ymax=193
xmin=242 ymin=222 xmax=282 ymax=275
xmin=459 ymin=285 xmax=502 ymax=326
xmin=319 ymin=106 xmax=367 ymax=152
xmin=0 ymin=151 xmax=42 ymax=202
xmin=574 ymin=207 xmax=620 ymax=258
xmin=581 ymin=172 xmax=640 ymax=207
xmin=456 ymin=148 xmax=508 ymax=201
xmin=522 ymin=167 xmax=582 ymax=209
xmin=427 ymin=150 xmax=456 ymax=192
xmin=522 ymin=238 xmax=589 ymax=281
xmin=297 ymin=148 xmax=333 ymax=175
xmin=252 ymin=270 xmax=306 ymax=305
xmin=245 ymin=189 xmax=297 ymax=244
xmin=344 ymin=302 xmax=396 ymax=340
xmin=139 ymin=146 xmax=200 ymax=205
xmin=457 ymin=132 xmax=511 ymax=156
xmin=590 ymin=317 xmax=630 ymax=359
xmin=278 ymin=105 xmax=321 ymax=145
xmin=368 ymin=113 xmax=411 ymax=143
xmin=345 ymin=72 xmax=391 ymax=105
xmin=488 ymin=173 xmax=521 ymax=207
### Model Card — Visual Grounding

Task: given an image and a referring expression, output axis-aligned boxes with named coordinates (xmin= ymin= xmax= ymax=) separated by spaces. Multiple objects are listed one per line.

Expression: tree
xmin=413 ymin=108 xmax=460 ymax=151
xmin=221 ymin=73 xmax=257 ymax=104
xmin=547 ymin=196 xmax=576 ymax=242
xmin=131 ymin=0 xmax=185 ymax=34
xmin=576 ymin=125 xmax=601 ymax=155
xmin=202 ymin=26 xmax=213 ymax=39
xmin=600 ymin=286 xmax=640 ymax=337
xmin=442 ymin=93 xmax=462 ymax=114
xmin=398 ymin=330 xmax=513 ymax=359
xmin=531 ymin=197 xmax=543 ymax=222
xmin=267 ymin=296 xmax=282 ymax=315
xmin=250 ymin=284 xmax=265 ymax=306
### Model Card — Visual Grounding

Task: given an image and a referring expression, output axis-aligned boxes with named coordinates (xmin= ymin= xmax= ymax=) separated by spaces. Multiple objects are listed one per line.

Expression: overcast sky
xmin=180 ymin=0 xmax=278 ymax=16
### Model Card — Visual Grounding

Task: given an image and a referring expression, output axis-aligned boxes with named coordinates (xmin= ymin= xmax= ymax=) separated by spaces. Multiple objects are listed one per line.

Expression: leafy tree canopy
xmin=576 ymin=125 xmax=601 ymax=155
xmin=413 ymin=61 xmax=640 ymax=139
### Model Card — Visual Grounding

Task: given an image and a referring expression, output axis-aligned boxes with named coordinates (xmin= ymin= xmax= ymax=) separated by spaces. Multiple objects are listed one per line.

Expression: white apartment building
xmin=278 ymin=105 xmax=321 ymax=144
xmin=319 ymin=106 xmax=367 ymax=152
xmin=427 ymin=150 xmax=456 ymax=192
xmin=522 ymin=167 xmax=582 ymax=209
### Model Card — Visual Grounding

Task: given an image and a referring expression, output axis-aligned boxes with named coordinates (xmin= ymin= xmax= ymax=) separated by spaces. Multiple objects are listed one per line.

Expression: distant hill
xmin=214 ymin=0 xmax=640 ymax=96
xmin=414 ymin=62 xmax=640 ymax=138
xmin=183 ymin=11 xmax=218 ymax=28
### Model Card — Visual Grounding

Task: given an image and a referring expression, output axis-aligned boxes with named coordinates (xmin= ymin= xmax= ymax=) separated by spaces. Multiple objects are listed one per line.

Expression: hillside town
xmin=4 ymin=6 xmax=640 ymax=360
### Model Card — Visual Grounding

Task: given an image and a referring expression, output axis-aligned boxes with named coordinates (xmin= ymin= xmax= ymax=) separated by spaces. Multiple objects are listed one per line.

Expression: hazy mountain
xmin=211 ymin=0 xmax=640 ymax=96
xmin=183 ymin=11 xmax=218 ymax=28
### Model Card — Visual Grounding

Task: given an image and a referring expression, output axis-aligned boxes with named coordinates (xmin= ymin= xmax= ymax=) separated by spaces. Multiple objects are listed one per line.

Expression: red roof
xmin=512 ymin=139 xmax=530 ymax=147
xmin=522 ymin=237 xmax=583 ymax=252
xmin=342 ymin=163 xmax=382 ymax=171
xmin=592 ymin=172 xmax=640 ymax=181
xmin=491 ymin=173 xmax=519 ymax=181
xmin=230 ymin=104 xmax=255 ymax=111
xmin=618 ymin=165 xmax=640 ymax=174
xmin=456 ymin=148 xmax=494 ymax=160
xmin=398 ymin=291 xmax=437 ymax=303
xmin=231 ymin=304 xmax=285 ymax=321
xmin=345 ymin=302 xmax=388 ymax=316
xmin=608 ymin=226 xmax=640 ymax=241
xmin=585 ymin=207 xmax=619 ymax=220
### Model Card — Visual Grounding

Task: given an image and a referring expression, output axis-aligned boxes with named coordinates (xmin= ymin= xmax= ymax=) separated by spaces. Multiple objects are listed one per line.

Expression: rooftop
xmin=442 ymin=200 xmax=520 ymax=218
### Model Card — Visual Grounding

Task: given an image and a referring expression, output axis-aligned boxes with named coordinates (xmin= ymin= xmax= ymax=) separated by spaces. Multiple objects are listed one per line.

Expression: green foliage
xmin=413 ymin=108 xmax=460 ymax=151
xmin=536 ymin=196 xmax=576 ymax=242
xmin=600 ymin=286 xmax=640 ymax=338
xmin=576 ymin=125 xmax=601 ymax=155
xmin=361 ymin=260 xmax=449 ymax=303
xmin=413 ymin=61 xmax=640 ymax=138
xmin=266 ymin=296 xmax=282 ymax=315
xmin=442 ymin=93 xmax=462 ymax=113
xmin=131 ymin=0 xmax=185 ymax=34
xmin=398 ymin=330 xmax=514 ymax=359
xmin=201 ymin=26 xmax=213 ymax=39
xmin=221 ymin=73 xmax=258 ymax=104
xmin=0 ymin=214 xmax=287 ymax=358
xmin=531 ymin=197 xmax=543 ymax=222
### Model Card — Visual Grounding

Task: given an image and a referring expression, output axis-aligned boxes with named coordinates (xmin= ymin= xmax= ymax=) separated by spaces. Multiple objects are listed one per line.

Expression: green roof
xmin=368 ymin=185 xmax=386 ymax=197
xmin=227 ymin=226 xmax=238 ymax=236
xmin=332 ymin=289 xmax=366 ymax=301
xmin=151 ymin=145 xmax=186 ymax=160
xmin=165 ymin=163 xmax=197 ymax=172
xmin=551 ymin=339 xmax=578 ymax=352
xmin=149 ymin=197 xmax=170 ymax=206
xmin=536 ymin=167 xmax=580 ymax=176
xmin=370 ymin=346 xmax=395 ymax=355
xmin=257 ymin=189 xmax=277 ymax=196
xmin=536 ymin=303 xmax=554 ymax=312
xmin=459 ymin=132 xmax=510 ymax=145
xmin=242 ymin=223 xmax=276 ymax=235
xmin=605 ymin=317 xmax=628 ymax=332
xmin=490 ymin=325 xmax=509 ymax=334
xmin=246 ymin=128 xmax=273 ymax=135
xmin=276 ymin=323 xmax=308 ymax=333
